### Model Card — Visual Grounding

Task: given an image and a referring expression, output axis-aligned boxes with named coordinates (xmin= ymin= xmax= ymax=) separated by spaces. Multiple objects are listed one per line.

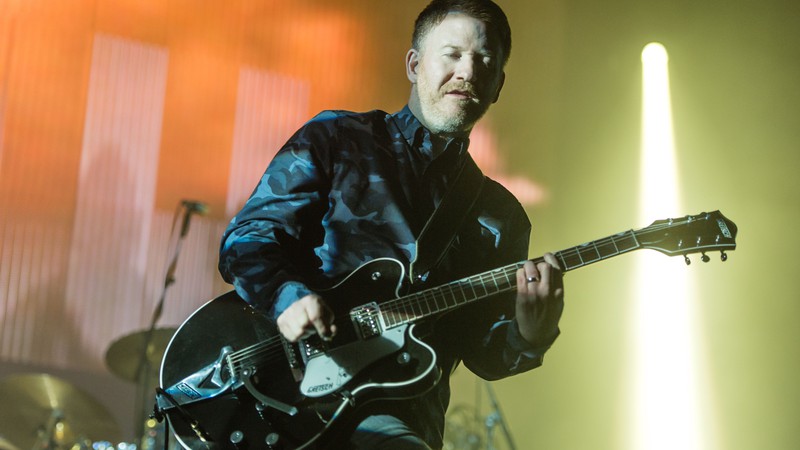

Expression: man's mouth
xmin=446 ymin=90 xmax=476 ymax=100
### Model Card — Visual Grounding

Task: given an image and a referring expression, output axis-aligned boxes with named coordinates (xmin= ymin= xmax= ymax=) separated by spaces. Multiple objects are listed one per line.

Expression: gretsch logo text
xmin=307 ymin=383 xmax=334 ymax=393
xmin=717 ymin=219 xmax=732 ymax=238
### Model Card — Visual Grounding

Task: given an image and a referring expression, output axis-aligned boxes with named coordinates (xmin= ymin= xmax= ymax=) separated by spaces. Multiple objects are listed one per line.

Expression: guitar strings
xmin=376 ymin=228 xmax=650 ymax=320
xmin=377 ymin=219 xmax=709 ymax=320
xmin=227 ymin=335 xmax=285 ymax=368
xmin=224 ymin=221 xmax=697 ymax=369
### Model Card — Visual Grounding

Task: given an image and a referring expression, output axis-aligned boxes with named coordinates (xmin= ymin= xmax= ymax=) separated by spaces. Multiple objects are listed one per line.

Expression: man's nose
xmin=454 ymin=58 xmax=475 ymax=81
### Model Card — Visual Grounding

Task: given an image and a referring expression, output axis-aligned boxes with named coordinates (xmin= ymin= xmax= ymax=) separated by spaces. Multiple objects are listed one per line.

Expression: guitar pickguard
xmin=300 ymin=326 xmax=407 ymax=397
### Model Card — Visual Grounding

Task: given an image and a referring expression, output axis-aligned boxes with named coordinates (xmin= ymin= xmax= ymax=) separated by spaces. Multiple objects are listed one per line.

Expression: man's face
xmin=408 ymin=13 xmax=505 ymax=135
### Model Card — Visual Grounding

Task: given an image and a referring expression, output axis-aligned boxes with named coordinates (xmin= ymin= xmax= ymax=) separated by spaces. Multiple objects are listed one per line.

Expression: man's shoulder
xmin=480 ymin=177 xmax=531 ymax=223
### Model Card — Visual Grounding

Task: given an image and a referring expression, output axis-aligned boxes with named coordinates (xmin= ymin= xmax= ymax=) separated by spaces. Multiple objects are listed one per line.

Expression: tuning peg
xmin=684 ymin=255 xmax=691 ymax=265
xmin=721 ymin=251 xmax=728 ymax=262
xmin=701 ymin=252 xmax=710 ymax=263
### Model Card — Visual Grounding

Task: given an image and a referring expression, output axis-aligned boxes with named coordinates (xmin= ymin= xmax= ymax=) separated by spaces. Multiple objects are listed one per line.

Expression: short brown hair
xmin=412 ymin=0 xmax=512 ymax=66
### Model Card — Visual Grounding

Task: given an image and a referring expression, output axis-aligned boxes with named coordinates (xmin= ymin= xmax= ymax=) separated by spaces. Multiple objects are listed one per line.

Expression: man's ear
xmin=406 ymin=48 xmax=420 ymax=83
xmin=492 ymin=71 xmax=506 ymax=103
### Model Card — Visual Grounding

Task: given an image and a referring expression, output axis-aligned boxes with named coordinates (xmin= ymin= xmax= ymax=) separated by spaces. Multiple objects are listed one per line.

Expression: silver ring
xmin=526 ymin=276 xmax=538 ymax=283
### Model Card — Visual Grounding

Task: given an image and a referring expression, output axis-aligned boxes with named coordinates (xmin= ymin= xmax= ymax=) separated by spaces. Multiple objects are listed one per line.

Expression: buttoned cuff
xmin=506 ymin=320 xmax=560 ymax=372
xmin=271 ymin=281 xmax=314 ymax=320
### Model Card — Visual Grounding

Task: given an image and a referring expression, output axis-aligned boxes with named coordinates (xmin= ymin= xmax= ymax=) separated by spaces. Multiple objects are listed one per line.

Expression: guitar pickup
xmin=350 ymin=302 xmax=383 ymax=340
xmin=281 ymin=336 xmax=303 ymax=369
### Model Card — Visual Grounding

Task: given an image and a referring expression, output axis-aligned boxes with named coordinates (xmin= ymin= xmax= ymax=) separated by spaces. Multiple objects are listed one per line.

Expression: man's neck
xmin=407 ymin=93 xmax=472 ymax=140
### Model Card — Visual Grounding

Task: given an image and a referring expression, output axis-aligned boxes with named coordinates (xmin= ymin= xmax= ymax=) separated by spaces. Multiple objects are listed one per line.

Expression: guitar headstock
xmin=636 ymin=210 xmax=737 ymax=264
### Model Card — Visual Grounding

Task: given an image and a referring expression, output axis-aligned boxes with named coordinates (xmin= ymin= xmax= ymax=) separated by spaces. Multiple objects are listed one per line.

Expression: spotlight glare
xmin=627 ymin=42 xmax=716 ymax=450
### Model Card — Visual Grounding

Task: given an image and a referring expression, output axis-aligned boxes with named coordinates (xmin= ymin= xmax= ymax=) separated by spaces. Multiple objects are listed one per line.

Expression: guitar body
xmin=160 ymin=258 xmax=441 ymax=450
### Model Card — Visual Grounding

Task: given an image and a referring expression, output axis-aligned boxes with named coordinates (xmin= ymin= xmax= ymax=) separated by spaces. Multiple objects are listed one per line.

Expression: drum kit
xmin=0 ymin=328 xmax=177 ymax=450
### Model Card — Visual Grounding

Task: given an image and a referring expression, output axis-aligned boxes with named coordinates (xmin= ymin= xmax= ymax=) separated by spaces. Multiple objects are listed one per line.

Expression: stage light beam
xmin=627 ymin=42 xmax=716 ymax=450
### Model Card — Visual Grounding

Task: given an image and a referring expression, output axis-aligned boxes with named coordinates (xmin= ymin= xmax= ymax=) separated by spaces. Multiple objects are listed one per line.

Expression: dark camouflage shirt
xmin=219 ymin=106 xmax=547 ymax=448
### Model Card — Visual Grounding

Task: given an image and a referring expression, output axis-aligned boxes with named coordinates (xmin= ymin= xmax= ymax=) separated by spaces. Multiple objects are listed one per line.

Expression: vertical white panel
xmin=0 ymin=219 xmax=71 ymax=366
xmin=0 ymin=3 xmax=14 ymax=171
xmin=226 ymin=68 xmax=310 ymax=217
xmin=64 ymin=34 xmax=168 ymax=370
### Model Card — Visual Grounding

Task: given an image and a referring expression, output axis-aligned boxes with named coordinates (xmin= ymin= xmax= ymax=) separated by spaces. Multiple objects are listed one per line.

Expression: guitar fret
xmin=578 ymin=242 xmax=600 ymax=265
xmin=452 ymin=283 xmax=463 ymax=305
xmin=418 ymin=292 xmax=431 ymax=316
xmin=380 ymin=228 xmax=650 ymax=328
xmin=486 ymin=272 xmax=498 ymax=293
xmin=450 ymin=283 xmax=462 ymax=304
xmin=502 ymin=268 xmax=515 ymax=289
xmin=425 ymin=290 xmax=440 ymax=314
xmin=473 ymin=276 xmax=489 ymax=298
xmin=454 ymin=282 xmax=467 ymax=304
xmin=403 ymin=302 xmax=415 ymax=322
xmin=440 ymin=285 xmax=458 ymax=309
xmin=609 ymin=234 xmax=621 ymax=253
xmin=614 ymin=231 xmax=638 ymax=252
xmin=596 ymin=237 xmax=620 ymax=258
xmin=468 ymin=278 xmax=479 ymax=301
xmin=591 ymin=241 xmax=602 ymax=260
xmin=442 ymin=284 xmax=454 ymax=308
xmin=559 ymin=248 xmax=581 ymax=271
xmin=460 ymin=280 xmax=475 ymax=303
xmin=557 ymin=252 xmax=569 ymax=271
xmin=384 ymin=307 xmax=397 ymax=327
xmin=434 ymin=289 xmax=448 ymax=312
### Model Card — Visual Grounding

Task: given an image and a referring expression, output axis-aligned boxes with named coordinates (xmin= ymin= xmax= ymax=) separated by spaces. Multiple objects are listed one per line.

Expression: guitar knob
xmin=230 ymin=430 xmax=246 ymax=447
xmin=721 ymin=251 xmax=728 ymax=262
xmin=265 ymin=433 xmax=282 ymax=449
xmin=684 ymin=255 xmax=691 ymax=265
xmin=396 ymin=351 xmax=412 ymax=366
xmin=701 ymin=253 xmax=710 ymax=263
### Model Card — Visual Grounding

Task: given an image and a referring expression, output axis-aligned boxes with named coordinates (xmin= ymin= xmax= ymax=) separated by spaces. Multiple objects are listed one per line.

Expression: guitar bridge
xmin=350 ymin=302 xmax=383 ymax=340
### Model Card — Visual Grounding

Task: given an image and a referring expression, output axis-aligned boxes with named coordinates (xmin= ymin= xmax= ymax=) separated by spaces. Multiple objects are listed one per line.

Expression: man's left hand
xmin=515 ymin=253 xmax=565 ymax=348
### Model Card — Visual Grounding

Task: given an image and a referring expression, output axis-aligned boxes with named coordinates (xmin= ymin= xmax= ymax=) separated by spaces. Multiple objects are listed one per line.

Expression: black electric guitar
xmin=158 ymin=211 xmax=737 ymax=450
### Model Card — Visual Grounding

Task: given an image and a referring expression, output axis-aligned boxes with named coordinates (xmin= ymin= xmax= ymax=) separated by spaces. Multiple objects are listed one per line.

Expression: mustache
xmin=442 ymin=82 xmax=478 ymax=98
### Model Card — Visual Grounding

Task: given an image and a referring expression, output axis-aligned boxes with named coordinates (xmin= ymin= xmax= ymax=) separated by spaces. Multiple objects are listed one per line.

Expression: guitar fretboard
xmin=380 ymin=229 xmax=641 ymax=328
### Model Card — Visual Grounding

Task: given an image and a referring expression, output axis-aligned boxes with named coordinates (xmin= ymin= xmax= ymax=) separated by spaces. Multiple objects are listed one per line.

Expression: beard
xmin=415 ymin=72 xmax=491 ymax=134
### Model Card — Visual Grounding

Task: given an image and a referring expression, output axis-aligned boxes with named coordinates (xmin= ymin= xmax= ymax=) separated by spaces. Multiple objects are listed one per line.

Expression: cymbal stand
xmin=483 ymin=381 xmax=517 ymax=450
xmin=32 ymin=409 xmax=63 ymax=450
xmin=133 ymin=201 xmax=200 ymax=448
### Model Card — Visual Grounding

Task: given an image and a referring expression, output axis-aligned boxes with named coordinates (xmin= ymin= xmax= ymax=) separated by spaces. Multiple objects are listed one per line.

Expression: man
xmin=219 ymin=0 xmax=564 ymax=448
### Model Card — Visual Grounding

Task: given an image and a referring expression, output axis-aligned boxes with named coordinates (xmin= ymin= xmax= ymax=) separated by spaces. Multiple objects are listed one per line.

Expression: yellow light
xmin=627 ymin=42 xmax=717 ymax=450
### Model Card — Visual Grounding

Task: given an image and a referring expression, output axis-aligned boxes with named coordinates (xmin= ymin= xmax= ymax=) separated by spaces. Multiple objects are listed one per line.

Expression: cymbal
xmin=0 ymin=373 xmax=120 ymax=449
xmin=105 ymin=327 xmax=176 ymax=382
xmin=0 ymin=436 xmax=20 ymax=450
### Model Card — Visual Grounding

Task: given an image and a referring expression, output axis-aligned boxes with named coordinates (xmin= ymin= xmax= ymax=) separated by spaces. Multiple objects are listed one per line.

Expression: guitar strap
xmin=409 ymin=155 xmax=485 ymax=283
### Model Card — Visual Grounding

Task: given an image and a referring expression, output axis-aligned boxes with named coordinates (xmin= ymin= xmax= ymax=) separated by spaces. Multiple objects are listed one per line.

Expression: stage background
xmin=1 ymin=0 xmax=798 ymax=448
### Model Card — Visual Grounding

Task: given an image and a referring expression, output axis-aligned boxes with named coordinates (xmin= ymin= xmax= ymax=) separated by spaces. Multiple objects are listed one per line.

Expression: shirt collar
xmin=390 ymin=105 xmax=470 ymax=161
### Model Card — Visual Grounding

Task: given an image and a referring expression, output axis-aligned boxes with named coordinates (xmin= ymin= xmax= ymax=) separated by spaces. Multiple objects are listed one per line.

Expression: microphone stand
xmin=132 ymin=202 xmax=199 ymax=448
xmin=483 ymin=381 xmax=517 ymax=450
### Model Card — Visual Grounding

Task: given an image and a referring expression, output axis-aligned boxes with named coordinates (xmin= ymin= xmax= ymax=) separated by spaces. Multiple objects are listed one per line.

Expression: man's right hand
xmin=276 ymin=294 xmax=337 ymax=342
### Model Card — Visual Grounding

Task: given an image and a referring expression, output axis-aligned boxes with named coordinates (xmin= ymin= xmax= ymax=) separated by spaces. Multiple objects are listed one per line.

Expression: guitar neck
xmin=380 ymin=229 xmax=641 ymax=328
